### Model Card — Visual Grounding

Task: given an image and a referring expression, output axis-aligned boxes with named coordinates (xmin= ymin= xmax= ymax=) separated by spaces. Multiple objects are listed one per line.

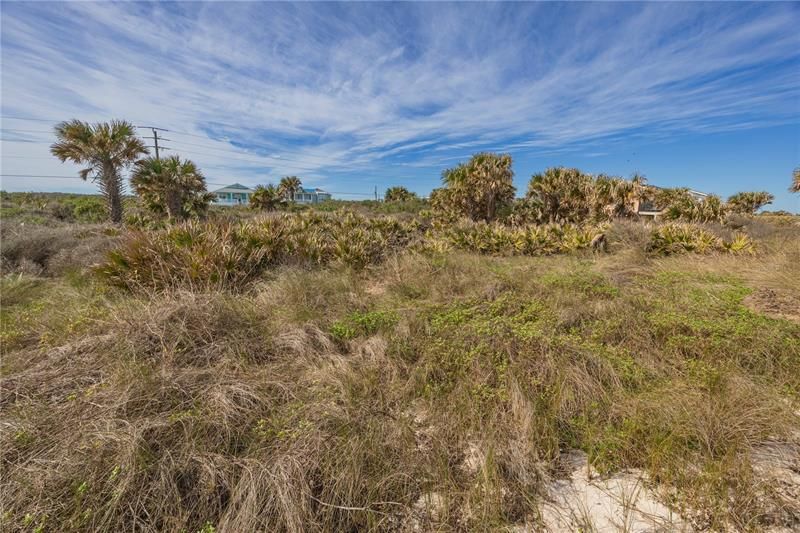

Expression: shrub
xmin=131 ymin=156 xmax=213 ymax=221
xmin=384 ymin=186 xmax=417 ymax=203
xmin=726 ymin=191 xmax=774 ymax=215
xmin=96 ymin=211 xmax=420 ymax=291
xmin=659 ymin=189 xmax=727 ymax=223
xmin=97 ymin=221 xmax=274 ymax=291
xmin=71 ymin=197 xmax=108 ymax=223
xmin=646 ymin=223 xmax=754 ymax=255
xmin=525 ymin=169 xmax=653 ymax=224
xmin=435 ymin=220 xmax=607 ymax=256
xmin=526 ymin=167 xmax=593 ymax=223
xmin=331 ymin=310 xmax=398 ymax=340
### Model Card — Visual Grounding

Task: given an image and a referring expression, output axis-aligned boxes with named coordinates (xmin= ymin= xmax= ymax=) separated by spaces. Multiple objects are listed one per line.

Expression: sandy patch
xmin=751 ymin=441 xmax=800 ymax=528
xmin=744 ymin=288 xmax=800 ymax=324
xmin=536 ymin=450 xmax=691 ymax=532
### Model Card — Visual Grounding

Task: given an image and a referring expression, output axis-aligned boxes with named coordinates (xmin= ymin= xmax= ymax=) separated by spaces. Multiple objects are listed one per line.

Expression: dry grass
xmin=1 ymin=216 xmax=799 ymax=532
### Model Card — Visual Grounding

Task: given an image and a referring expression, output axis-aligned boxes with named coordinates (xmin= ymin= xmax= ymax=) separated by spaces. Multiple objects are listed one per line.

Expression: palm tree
xmin=279 ymin=176 xmax=302 ymax=202
xmin=437 ymin=153 xmax=515 ymax=221
xmin=250 ymin=184 xmax=283 ymax=211
xmin=131 ymin=155 xmax=211 ymax=221
xmin=727 ymin=191 xmax=774 ymax=215
xmin=527 ymin=167 xmax=592 ymax=223
xmin=50 ymin=119 xmax=148 ymax=223
xmin=791 ymin=167 xmax=800 ymax=193
xmin=384 ymin=186 xmax=417 ymax=202
xmin=469 ymin=152 xmax=515 ymax=221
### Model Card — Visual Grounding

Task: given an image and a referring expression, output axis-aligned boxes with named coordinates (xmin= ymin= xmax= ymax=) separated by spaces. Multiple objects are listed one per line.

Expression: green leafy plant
xmin=433 ymin=152 xmax=516 ymax=222
xmin=131 ymin=156 xmax=213 ymax=221
xmin=646 ymin=223 xmax=754 ymax=255
xmin=250 ymin=184 xmax=283 ymax=211
xmin=384 ymin=186 xmax=418 ymax=203
xmin=726 ymin=191 xmax=774 ymax=215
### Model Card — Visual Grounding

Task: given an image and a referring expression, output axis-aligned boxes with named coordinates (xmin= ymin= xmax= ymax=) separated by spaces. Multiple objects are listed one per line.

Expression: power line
xmin=0 ymin=116 xmax=349 ymax=165
xmin=0 ymin=174 xmax=377 ymax=197
xmin=0 ymin=133 xmax=342 ymax=172
xmin=0 ymin=116 xmax=57 ymax=122
xmin=0 ymin=174 xmax=82 ymax=178
xmin=0 ymin=117 xmax=449 ymax=184
xmin=0 ymin=115 xmax=398 ymax=167
xmin=166 ymin=139 xmax=338 ymax=170
xmin=166 ymin=129 xmax=346 ymax=165
xmin=0 ymin=128 xmax=52 ymax=134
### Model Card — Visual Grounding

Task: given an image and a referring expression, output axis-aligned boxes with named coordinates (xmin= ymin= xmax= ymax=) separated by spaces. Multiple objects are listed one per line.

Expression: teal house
xmin=212 ymin=183 xmax=254 ymax=206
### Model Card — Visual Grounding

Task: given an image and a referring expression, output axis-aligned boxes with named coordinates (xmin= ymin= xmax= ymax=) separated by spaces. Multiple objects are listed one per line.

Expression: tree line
xmin=51 ymin=120 xmax=797 ymax=224
xmin=422 ymin=153 xmax=790 ymax=224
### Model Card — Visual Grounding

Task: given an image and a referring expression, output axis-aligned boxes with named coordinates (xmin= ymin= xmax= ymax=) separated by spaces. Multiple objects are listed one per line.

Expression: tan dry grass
xmin=1 ymin=219 xmax=799 ymax=532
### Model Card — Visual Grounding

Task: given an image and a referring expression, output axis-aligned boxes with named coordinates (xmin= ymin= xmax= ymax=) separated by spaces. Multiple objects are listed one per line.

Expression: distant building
xmin=212 ymin=183 xmax=254 ymax=206
xmin=294 ymin=188 xmax=332 ymax=204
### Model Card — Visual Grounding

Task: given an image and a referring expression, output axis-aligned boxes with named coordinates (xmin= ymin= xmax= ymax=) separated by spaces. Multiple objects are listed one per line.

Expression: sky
xmin=1 ymin=2 xmax=799 ymax=211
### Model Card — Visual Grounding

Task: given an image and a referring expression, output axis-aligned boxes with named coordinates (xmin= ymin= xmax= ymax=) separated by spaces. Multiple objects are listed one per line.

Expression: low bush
xmin=97 ymin=211 xmax=419 ymax=292
xmin=434 ymin=220 xmax=607 ymax=256
xmin=647 ymin=223 xmax=754 ymax=255
xmin=97 ymin=221 xmax=272 ymax=292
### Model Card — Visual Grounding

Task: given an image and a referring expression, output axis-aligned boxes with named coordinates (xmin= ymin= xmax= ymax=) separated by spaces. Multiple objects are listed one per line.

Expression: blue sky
xmin=1 ymin=2 xmax=799 ymax=210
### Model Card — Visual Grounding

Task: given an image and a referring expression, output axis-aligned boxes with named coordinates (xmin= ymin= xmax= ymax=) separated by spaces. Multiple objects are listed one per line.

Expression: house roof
xmin=213 ymin=183 xmax=254 ymax=193
xmin=300 ymin=188 xmax=329 ymax=194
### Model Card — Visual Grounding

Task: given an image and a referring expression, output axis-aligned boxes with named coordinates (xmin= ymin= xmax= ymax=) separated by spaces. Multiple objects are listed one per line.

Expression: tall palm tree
xmin=131 ymin=155 xmax=210 ymax=221
xmin=250 ymin=184 xmax=283 ymax=211
xmin=50 ymin=119 xmax=148 ymax=223
xmin=791 ymin=167 xmax=800 ymax=193
xmin=279 ymin=176 xmax=302 ymax=202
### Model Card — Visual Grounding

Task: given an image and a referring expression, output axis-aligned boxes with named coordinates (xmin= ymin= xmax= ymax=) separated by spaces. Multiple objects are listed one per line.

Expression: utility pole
xmin=152 ymin=128 xmax=160 ymax=160
xmin=374 ymin=185 xmax=378 ymax=201
xmin=136 ymin=126 xmax=170 ymax=160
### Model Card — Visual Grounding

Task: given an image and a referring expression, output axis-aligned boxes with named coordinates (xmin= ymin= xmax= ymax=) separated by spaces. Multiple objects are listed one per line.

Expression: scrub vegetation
xmin=1 ymin=138 xmax=799 ymax=532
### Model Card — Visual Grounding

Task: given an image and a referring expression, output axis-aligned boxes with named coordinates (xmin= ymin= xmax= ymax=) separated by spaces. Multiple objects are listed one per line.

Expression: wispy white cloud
xmin=1 ymin=2 xmax=798 ymax=194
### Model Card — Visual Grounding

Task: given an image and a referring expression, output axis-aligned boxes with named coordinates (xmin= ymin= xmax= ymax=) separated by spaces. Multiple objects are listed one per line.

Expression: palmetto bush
xmin=435 ymin=220 xmax=607 ymax=256
xmin=525 ymin=168 xmax=653 ymax=224
xmin=97 ymin=211 xmax=420 ymax=291
xmin=384 ymin=186 xmax=417 ymax=202
xmin=646 ymin=223 xmax=754 ymax=255
xmin=658 ymin=189 xmax=728 ymax=223
xmin=97 ymin=221 xmax=273 ymax=291
xmin=726 ymin=191 xmax=774 ymax=215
